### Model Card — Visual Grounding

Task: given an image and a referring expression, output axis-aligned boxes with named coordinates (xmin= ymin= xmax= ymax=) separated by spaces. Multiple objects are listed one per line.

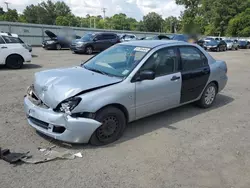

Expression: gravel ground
xmin=1 ymin=48 xmax=250 ymax=188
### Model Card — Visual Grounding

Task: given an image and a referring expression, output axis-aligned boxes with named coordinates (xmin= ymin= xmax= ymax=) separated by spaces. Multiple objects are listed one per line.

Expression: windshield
xmin=81 ymin=33 xmax=94 ymax=41
xmin=83 ymin=45 xmax=150 ymax=77
xmin=206 ymin=40 xmax=218 ymax=45
xmin=225 ymin=40 xmax=233 ymax=43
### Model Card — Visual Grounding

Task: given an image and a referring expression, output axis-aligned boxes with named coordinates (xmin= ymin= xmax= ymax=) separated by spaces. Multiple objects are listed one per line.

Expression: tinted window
xmin=0 ymin=36 xmax=5 ymax=44
xmin=103 ymin=34 xmax=116 ymax=40
xmin=179 ymin=47 xmax=207 ymax=71
xmin=2 ymin=36 xmax=24 ymax=44
xmin=95 ymin=35 xmax=104 ymax=40
xmin=140 ymin=47 xmax=178 ymax=77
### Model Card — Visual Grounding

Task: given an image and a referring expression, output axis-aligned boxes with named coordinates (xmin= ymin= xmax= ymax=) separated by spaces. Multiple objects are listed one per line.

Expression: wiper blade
xmin=83 ymin=65 xmax=109 ymax=76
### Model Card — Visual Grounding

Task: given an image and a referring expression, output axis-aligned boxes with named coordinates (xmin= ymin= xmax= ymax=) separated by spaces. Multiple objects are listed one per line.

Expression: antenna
xmin=4 ymin=1 xmax=10 ymax=10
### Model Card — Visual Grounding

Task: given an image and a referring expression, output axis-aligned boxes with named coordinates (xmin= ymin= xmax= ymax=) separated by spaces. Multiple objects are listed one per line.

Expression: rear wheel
xmin=196 ymin=83 xmax=218 ymax=108
xmin=5 ymin=55 xmax=24 ymax=69
xmin=90 ymin=107 xmax=127 ymax=146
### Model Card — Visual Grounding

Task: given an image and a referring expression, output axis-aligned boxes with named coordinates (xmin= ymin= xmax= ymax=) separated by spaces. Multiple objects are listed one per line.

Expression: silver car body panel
xmin=24 ymin=40 xmax=228 ymax=143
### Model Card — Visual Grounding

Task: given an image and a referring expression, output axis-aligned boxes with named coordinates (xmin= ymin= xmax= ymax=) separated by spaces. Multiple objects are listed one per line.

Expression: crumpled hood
xmin=33 ymin=66 xmax=122 ymax=109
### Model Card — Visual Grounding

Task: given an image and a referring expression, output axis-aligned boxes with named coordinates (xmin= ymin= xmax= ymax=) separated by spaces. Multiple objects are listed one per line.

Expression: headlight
xmin=46 ymin=40 xmax=55 ymax=44
xmin=76 ymin=42 xmax=84 ymax=47
xmin=57 ymin=97 xmax=82 ymax=115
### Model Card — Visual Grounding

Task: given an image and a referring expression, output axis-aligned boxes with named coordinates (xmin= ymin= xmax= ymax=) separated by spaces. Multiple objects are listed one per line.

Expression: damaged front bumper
xmin=24 ymin=96 xmax=102 ymax=143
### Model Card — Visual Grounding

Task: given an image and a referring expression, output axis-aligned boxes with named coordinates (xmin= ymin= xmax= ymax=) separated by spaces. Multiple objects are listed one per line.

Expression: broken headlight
xmin=57 ymin=97 xmax=82 ymax=115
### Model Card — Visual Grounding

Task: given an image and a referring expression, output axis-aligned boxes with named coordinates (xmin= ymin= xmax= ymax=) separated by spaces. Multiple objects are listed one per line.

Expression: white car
xmin=0 ymin=32 xmax=32 ymax=69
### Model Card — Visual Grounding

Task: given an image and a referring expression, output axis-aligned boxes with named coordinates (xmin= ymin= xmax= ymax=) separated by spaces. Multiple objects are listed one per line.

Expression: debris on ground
xmin=0 ymin=147 xmax=83 ymax=165
xmin=0 ymin=147 xmax=30 ymax=164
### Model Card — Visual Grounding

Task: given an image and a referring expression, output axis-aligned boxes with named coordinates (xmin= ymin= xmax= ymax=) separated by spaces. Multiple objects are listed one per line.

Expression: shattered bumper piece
xmin=24 ymin=96 xmax=102 ymax=143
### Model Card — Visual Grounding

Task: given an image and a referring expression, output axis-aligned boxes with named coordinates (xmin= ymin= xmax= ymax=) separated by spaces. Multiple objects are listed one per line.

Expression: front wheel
xmin=196 ymin=83 xmax=217 ymax=108
xmin=5 ymin=55 xmax=24 ymax=69
xmin=56 ymin=44 xmax=61 ymax=50
xmin=217 ymin=47 xmax=220 ymax=52
xmin=85 ymin=46 xmax=93 ymax=55
xmin=90 ymin=107 xmax=127 ymax=146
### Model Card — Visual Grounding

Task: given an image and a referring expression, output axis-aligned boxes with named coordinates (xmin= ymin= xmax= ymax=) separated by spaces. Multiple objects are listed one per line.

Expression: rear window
xmin=2 ymin=36 xmax=24 ymax=44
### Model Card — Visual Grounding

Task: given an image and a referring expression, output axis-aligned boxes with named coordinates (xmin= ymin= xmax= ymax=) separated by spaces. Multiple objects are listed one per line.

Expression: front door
xmin=135 ymin=47 xmax=181 ymax=119
xmin=179 ymin=46 xmax=210 ymax=103
xmin=0 ymin=36 xmax=7 ymax=64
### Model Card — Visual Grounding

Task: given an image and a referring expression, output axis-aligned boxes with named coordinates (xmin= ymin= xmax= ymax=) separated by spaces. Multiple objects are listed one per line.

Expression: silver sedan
xmin=24 ymin=40 xmax=228 ymax=145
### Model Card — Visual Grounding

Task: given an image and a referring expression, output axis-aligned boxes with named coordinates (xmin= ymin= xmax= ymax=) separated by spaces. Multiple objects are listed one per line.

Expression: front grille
xmin=29 ymin=117 xmax=49 ymax=129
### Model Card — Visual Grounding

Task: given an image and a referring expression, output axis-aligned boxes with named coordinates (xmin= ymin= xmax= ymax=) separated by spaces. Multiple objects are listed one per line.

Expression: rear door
xmin=179 ymin=46 xmax=210 ymax=103
xmin=135 ymin=47 xmax=181 ymax=119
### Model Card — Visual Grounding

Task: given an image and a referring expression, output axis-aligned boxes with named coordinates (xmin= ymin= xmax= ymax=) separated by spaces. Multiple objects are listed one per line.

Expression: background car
xmin=170 ymin=34 xmax=189 ymax=42
xmin=204 ymin=40 xmax=227 ymax=52
xmin=141 ymin=35 xmax=170 ymax=40
xmin=119 ymin=34 xmax=137 ymax=42
xmin=224 ymin=39 xmax=239 ymax=50
xmin=0 ymin=32 xmax=32 ymax=69
xmin=42 ymin=30 xmax=80 ymax=50
xmin=70 ymin=32 xmax=120 ymax=54
xmin=238 ymin=40 xmax=250 ymax=49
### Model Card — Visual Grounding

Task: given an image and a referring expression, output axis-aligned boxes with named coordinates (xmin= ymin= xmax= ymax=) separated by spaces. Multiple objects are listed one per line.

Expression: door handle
xmin=171 ymin=75 xmax=180 ymax=81
xmin=202 ymin=68 xmax=210 ymax=73
xmin=1 ymin=46 xmax=7 ymax=49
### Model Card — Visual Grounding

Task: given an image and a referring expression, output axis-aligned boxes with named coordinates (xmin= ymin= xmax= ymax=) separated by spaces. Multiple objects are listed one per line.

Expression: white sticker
xmin=134 ymin=47 xmax=150 ymax=53
xmin=122 ymin=70 xmax=130 ymax=75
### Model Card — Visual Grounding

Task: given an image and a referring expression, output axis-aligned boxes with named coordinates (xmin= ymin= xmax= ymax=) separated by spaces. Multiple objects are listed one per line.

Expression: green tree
xmin=143 ymin=12 xmax=164 ymax=32
xmin=0 ymin=7 xmax=5 ymax=15
xmin=227 ymin=8 xmax=250 ymax=37
xmin=1 ymin=9 xmax=19 ymax=22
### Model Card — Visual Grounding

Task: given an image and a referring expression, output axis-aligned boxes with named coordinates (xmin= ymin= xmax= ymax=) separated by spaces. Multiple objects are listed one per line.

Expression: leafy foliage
xmin=0 ymin=0 xmax=249 ymax=36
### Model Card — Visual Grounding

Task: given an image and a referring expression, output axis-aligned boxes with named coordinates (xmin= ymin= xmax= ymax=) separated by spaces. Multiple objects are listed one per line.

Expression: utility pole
xmin=101 ymin=8 xmax=107 ymax=20
xmin=4 ymin=1 xmax=10 ymax=10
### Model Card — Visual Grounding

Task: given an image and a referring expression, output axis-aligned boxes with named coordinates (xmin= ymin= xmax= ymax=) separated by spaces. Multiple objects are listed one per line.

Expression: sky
xmin=0 ymin=0 xmax=184 ymax=20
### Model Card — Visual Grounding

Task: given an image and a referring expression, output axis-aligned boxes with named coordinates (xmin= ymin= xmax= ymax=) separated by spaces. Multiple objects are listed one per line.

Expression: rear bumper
xmin=218 ymin=75 xmax=228 ymax=92
xmin=24 ymin=96 xmax=101 ymax=143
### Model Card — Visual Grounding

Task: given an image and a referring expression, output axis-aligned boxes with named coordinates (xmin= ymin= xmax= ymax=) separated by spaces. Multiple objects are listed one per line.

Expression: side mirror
xmin=137 ymin=70 xmax=155 ymax=81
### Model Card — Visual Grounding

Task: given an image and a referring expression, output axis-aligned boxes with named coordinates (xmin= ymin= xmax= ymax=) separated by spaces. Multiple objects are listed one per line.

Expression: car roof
xmin=120 ymin=40 xmax=185 ymax=48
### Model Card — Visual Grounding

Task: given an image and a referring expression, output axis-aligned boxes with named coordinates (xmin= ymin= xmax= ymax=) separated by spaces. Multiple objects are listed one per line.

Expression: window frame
xmin=177 ymin=45 xmax=208 ymax=72
xmin=0 ymin=36 xmax=6 ymax=44
xmin=132 ymin=46 xmax=180 ymax=81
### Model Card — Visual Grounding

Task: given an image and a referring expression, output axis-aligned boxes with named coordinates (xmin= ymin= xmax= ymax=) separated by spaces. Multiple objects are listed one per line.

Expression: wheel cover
xmin=204 ymin=86 xmax=216 ymax=105
xmin=97 ymin=115 xmax=120 ymax=142
xmin=86 ymin=47 xmax=92 ymax=54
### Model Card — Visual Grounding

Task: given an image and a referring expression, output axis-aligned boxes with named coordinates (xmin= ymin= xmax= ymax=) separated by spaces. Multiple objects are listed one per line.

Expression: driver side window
xmin=140 ymin=47 xmax=178 ymax=77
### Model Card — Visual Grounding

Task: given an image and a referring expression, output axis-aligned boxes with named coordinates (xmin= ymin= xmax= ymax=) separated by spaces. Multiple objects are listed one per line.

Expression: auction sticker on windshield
xmin=134 ymin=47 xmax=150 ymax=53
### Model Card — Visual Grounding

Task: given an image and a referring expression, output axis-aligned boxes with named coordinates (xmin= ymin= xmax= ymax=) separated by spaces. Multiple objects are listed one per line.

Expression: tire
xmin=85 ymin=46 xmax=93 ymax=55
xmin=216 ymin=47 xmax=220 ymax=52
xmin=89 ymin=107 xmax=127 ymax=146
xmin=235 ymin=47 xmax=238 ymax=50
xmin=56 ymin=44 xmax=61 ymax=50
xmin=5 ymin=55 xmax=24 ymax=69
xmin=196 ymin=83 xmax=218 ymax=108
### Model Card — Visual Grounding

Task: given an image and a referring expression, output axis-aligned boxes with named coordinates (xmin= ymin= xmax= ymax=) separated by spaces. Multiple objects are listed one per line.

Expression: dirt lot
xmin=1 ymin=48 xmax=250 ymax=188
